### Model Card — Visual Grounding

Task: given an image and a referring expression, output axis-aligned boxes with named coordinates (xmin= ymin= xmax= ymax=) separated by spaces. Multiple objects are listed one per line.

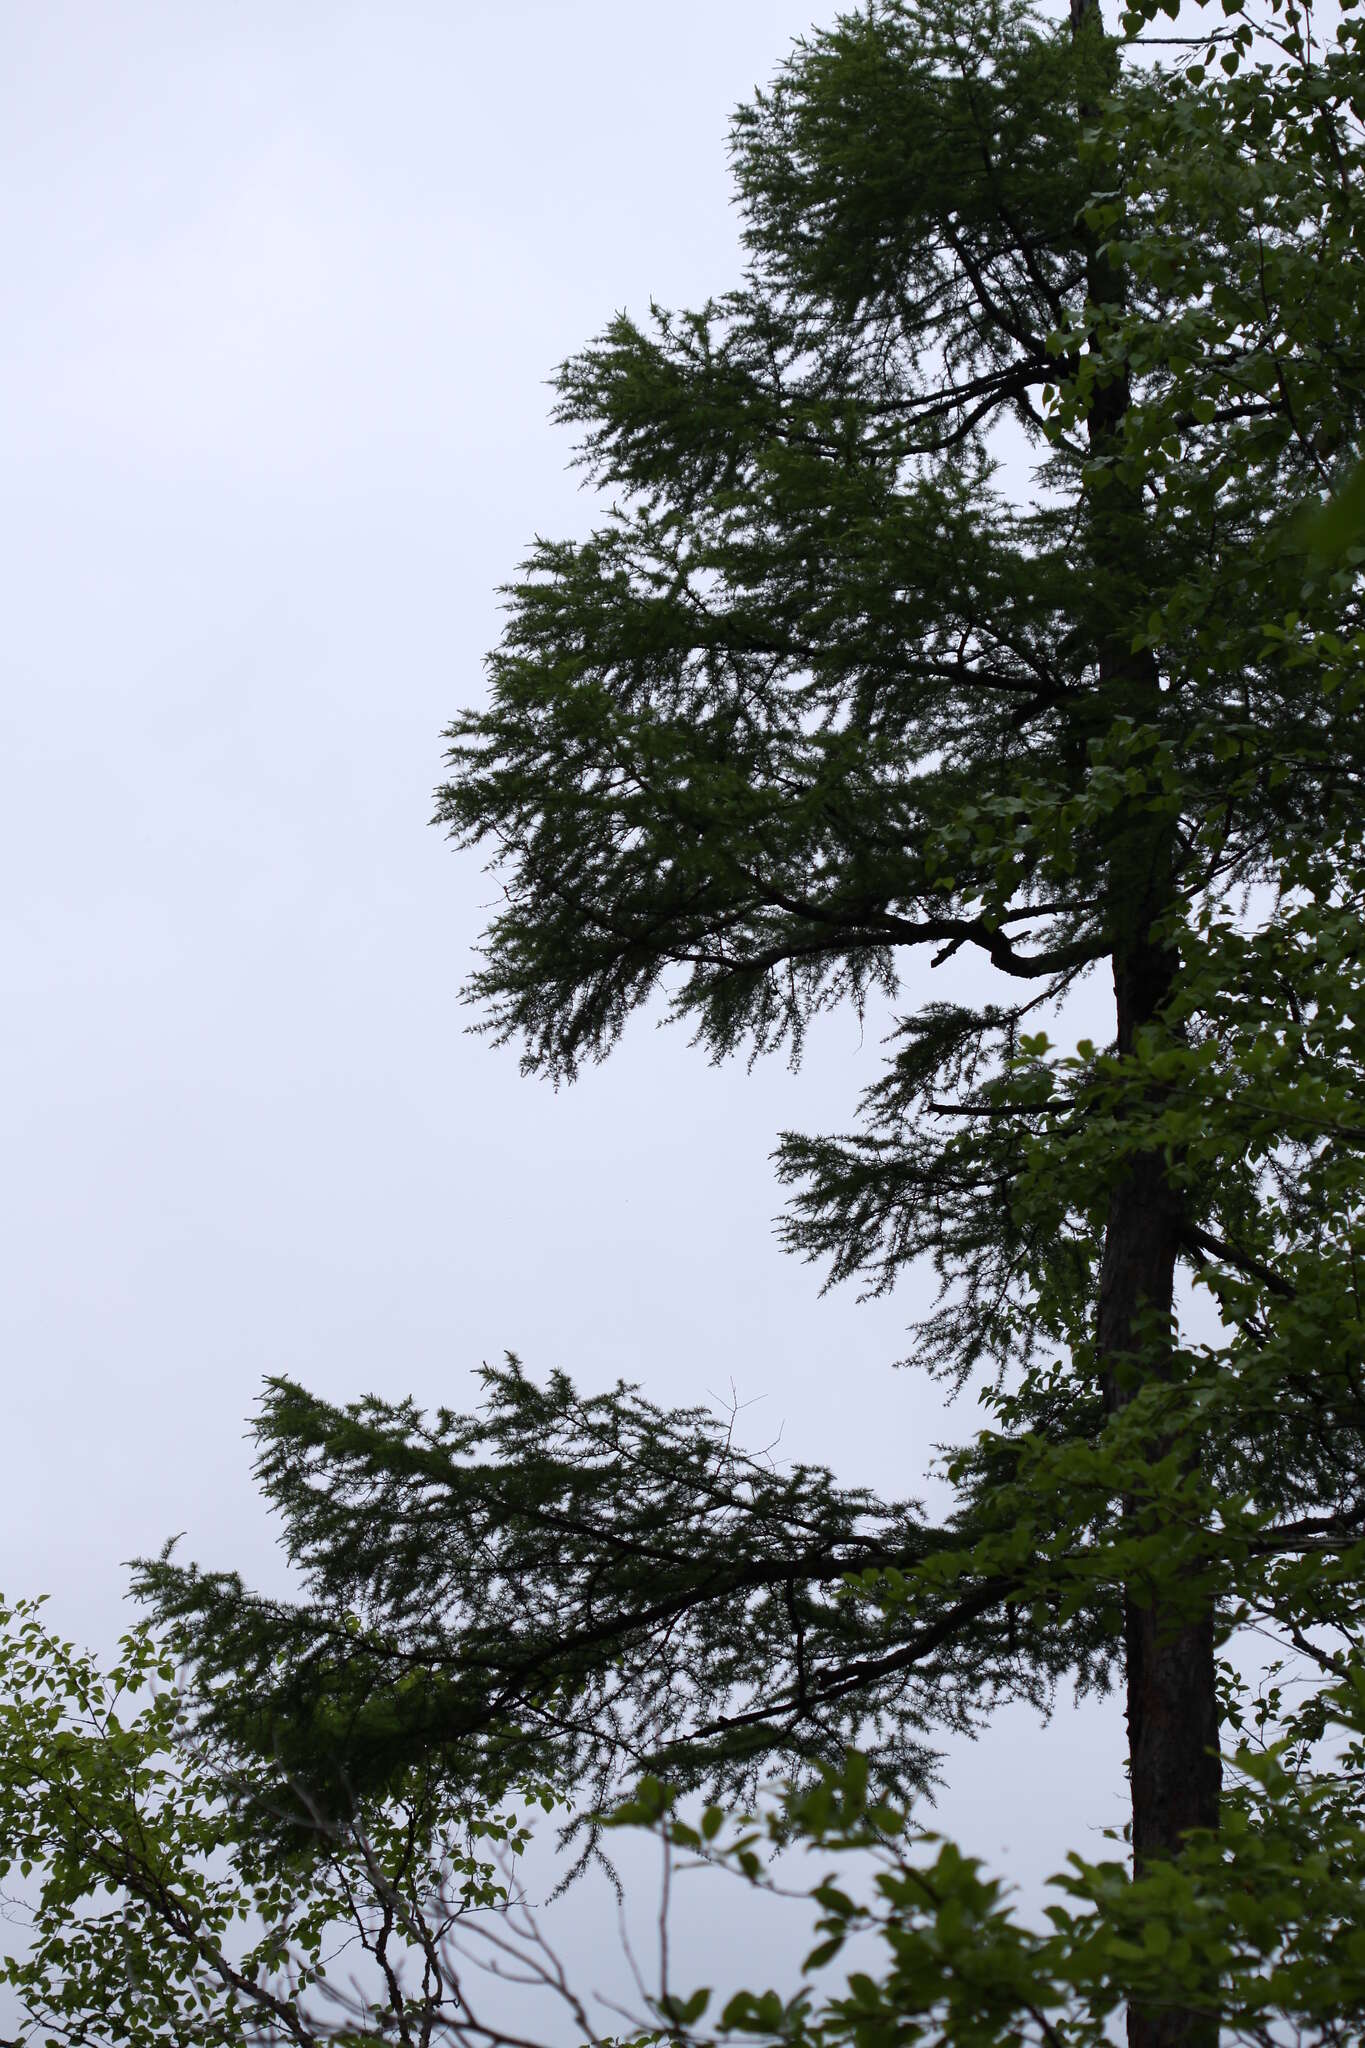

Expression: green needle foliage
xmin=128 ymin=0 xmax=1365 ymax=2042
xmin=133 ymin=1359 xmax=1099 ymax=1854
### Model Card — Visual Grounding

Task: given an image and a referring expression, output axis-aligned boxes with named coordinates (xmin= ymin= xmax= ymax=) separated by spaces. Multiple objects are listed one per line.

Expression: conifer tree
xmin=138 ymin=2 xmax=1365 ymax=2044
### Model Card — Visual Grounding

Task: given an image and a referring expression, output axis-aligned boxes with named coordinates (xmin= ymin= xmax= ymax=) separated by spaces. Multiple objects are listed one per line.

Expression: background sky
xmin=2 ymin=0 xmax=1120 ymax=2029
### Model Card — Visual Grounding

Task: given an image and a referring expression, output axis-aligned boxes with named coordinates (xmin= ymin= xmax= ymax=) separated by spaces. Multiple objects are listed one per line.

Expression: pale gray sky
xmin=2 ymin=0 xmax=1119 ymax=2026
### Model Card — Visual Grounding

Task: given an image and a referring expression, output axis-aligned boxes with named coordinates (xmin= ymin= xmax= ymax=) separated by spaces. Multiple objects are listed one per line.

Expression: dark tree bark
xmin=1101 ymin=938 xmax=1222 ymax=2048
xmin=1069 ymin=8 xmax=1224 ymax=2026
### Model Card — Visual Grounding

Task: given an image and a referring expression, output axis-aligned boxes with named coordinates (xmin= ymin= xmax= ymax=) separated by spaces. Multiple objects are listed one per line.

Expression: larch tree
xmin=134 ymin=1 xmax=1365 ymax=2044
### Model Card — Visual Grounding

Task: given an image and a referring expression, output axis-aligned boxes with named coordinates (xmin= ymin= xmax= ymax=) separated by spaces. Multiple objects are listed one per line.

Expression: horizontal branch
xmin=686 ymin=1577 xmax=1009 ymax=1740
xmin=928 ymin=1097 xmax=1066 ymax=1117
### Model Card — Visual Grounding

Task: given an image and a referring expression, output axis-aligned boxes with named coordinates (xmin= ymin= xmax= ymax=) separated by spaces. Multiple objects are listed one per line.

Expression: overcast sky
xmin=2 ymin=0 xmax=1120 ymax=2027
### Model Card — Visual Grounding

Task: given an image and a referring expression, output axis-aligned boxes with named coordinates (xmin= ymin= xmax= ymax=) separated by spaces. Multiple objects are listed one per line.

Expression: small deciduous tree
xmin=0 ymin=1597 xmax=553 ymax=2047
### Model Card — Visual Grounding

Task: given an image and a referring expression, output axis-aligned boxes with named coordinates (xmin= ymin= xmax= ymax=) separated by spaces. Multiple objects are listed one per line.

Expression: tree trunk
xmin=1099 ymin=937 xmax=1222 ymax=2048
xmin=1067 ymin=2 xmax=1224 ymax=2028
